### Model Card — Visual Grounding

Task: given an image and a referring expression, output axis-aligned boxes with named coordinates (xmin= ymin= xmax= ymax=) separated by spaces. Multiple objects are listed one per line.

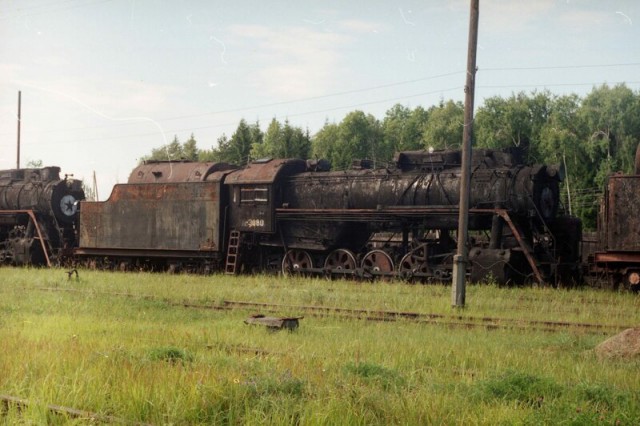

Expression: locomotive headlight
xmin=60 ymin=194 xmax=78 ymax=217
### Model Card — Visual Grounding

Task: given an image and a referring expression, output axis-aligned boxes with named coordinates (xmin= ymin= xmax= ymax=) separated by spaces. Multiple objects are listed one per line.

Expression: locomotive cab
xmin=225 ymin=158 xmax=307 ymax=234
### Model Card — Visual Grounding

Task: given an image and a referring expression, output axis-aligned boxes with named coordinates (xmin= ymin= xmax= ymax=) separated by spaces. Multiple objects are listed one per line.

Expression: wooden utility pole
xmin=451 ymin=0 xmax=479 ymax=307
xmin=16 ymin=91 xmax=21 ymax=169
xmin=93 ymin=171 xmax=99 ymax=201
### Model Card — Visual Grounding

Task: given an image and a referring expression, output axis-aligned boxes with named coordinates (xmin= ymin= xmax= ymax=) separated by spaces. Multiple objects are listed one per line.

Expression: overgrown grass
xmin=0 ymin=267 xmax=639 ymax=424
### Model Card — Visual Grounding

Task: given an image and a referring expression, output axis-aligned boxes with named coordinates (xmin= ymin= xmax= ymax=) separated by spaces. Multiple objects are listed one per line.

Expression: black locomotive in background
xmin=0 ymin=167 xmax=84 ymax=266
xmin=0 ymin=145 xmax=636 ymax=290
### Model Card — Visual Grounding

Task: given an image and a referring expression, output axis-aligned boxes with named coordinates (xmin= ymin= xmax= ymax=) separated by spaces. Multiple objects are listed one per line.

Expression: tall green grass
xmin=0 ymin=267 xmax=639 ymax=424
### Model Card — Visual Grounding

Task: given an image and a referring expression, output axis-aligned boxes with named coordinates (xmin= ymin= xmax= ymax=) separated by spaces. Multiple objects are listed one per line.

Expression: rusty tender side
xmin=75 ymin=161 xmax=236 ymax=272
xmin=590 ymin=171 xmax=640 ymax=290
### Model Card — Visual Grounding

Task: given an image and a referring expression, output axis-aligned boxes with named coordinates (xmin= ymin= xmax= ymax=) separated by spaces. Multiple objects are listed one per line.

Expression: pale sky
xmin=1 ymin=0 xmax=639 ymax=199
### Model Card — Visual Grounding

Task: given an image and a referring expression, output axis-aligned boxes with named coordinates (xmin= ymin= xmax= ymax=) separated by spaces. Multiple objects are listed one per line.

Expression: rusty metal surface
xmin=128 ymin=161 xmax=236 ymax=183
xmin=0 ymin=394 xmax=152 ymax=426
xmin=0 ymin=210 xmax=52 ymax=266
xmin=494 ymin=209 xmax=544 ymax=284
xmin=593 ymin=251 xmax=640 ymax=263
xmin=227 ymin=159 xmax=307 ymax=233
xmin=281 ymin=155 xmax=560 ymax=222
xmin=469 ymin=247 xmax=514 ymax=284
xmin=0 ymin=167 xmax=84 ymax=266
xmin=224 ymin=158 xmax=306 ymax=185
xmin=0 ymin=167 xmax=84 ymax=224
xmin=244 ymin=314 xmax=302 ymax=330
xmin=79 ymin=181 xmax=223 ymax=252
xmin=602 ymin=175 xmax=640 ymax=252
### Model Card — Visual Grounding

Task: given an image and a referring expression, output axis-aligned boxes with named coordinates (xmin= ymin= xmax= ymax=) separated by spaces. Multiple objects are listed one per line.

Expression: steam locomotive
xmin=0 ymin=167 xmax=84 ymax=266
xmin=67 ymin=148 xmax=577 ymax=285
xmin=0 ymin=146 xmax=598 ymax=286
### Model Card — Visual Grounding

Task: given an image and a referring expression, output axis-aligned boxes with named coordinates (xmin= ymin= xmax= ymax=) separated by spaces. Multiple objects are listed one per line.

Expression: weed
xmin=473 ymin=369 xmax=563 ymax=407
xmin=241 ymin=370 xmax=307 ymax=398
xmin=344 ymin=361 xmax=406 ymax=390
xmin=147 ymin=346 xmax=193 ymax=364
xmin=2 ymin=267 xmax=640 ymax=424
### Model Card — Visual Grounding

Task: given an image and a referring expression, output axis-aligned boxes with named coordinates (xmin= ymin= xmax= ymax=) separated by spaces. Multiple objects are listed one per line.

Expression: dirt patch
xmin=595 ymin=327 xmax=640 ymax=359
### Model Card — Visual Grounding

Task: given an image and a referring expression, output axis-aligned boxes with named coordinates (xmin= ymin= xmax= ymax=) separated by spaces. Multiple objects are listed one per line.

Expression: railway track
xmin=34 ymin=286 xmax=630 ymax=335
xmin=0 ymin=394 xmax=152 ymax=425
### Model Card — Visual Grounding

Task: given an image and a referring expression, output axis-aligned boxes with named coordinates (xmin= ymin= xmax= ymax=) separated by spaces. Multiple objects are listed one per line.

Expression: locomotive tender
xmin=69 ymin=147 xmax=579 ymax=285
xmin=586 ymin=148 xmax=640 ymax=290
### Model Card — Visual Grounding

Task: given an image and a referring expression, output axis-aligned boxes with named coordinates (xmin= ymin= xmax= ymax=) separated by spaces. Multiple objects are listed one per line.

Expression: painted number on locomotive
xmin=244 ymin=218 xmax=265 ymax=228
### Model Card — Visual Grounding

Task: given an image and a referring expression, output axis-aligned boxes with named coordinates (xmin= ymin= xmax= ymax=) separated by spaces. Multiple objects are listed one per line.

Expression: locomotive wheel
xmin=324 ymin=249 xmax=357 ymax=274
xmin=281 ymin=249 xmax=313 ymax=275
xmin=361 ymin=249 xmax=394 ymax=279
xmin=398 ymin=245 xmax=430 ymax=281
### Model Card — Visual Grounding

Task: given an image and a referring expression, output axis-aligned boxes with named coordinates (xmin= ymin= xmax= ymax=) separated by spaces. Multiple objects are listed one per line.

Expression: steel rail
xmin=34 ymin=287 xmax=631 ymax=335
xmin=0 ymin=394 xmax=152 ymax=425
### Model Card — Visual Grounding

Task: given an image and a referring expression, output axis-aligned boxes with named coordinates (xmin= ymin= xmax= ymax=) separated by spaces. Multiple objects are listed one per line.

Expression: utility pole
xmin=93 ymin=171 xmax=99 ymax=202
xmin=451 ymin=0 xmax=479 ymax=308
xmin=16 ymin=91 xmax=21 ymax=169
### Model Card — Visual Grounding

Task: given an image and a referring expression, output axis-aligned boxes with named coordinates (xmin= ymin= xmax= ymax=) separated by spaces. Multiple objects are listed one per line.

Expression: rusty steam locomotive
xmin=1 ymin=147 xmax=594 ymax=286
xmin=0 ymin=167 xmax=84 ymax=266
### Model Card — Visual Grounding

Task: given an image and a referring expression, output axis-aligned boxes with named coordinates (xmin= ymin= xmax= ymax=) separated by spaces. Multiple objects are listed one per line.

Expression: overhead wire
xmin=3 ymin=62 xmax=640 ymax=144
xmin=0 ymin=71 xmax=466 ymax=136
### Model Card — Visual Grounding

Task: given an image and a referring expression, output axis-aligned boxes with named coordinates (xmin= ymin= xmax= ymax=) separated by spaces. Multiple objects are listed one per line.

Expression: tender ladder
xmin=225 ymin=230 xmax=241 ymax=274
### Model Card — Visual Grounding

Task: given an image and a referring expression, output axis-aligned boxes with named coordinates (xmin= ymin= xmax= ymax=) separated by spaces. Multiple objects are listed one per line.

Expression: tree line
xmin=142 ymin=83 xmax=640 ymax=229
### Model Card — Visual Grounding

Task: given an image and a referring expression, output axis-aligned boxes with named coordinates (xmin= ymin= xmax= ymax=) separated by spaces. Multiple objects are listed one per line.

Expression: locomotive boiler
xmin=0 ymin=166 xmax=85 ymax=265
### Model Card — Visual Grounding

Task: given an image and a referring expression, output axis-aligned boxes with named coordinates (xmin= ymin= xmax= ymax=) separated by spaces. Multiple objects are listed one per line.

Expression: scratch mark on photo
xmin=211 ymin=36 xmax=228 ymax=64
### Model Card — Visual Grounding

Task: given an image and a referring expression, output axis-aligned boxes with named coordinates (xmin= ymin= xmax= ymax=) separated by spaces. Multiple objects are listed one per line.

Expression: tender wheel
xmin=324 ymin=249 xmax=357 ymax=273
xmin=398 ymin=244 xmax=430 ymax=281
xmin=361 ymin=250 xmax=394 ymax=279
xmin=282 ymin=249 xmax=313 ymax=275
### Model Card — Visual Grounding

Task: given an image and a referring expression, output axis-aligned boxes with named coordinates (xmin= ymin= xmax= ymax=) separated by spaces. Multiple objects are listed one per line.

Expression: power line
xmin=482 ymin=62 xmax=640 ymax=71
xmin=14 ymin=85 xmax=465 ymax=146
xmin=158 ymin=71 xmax=466 ymax=122
xmin=5 ymin=73 xmax=639 ymax=139
xmin=0 ymin=71 xmax=465 ymax=136
xmin=4 ymin=61 xmax=639 ymax=140
xmin=479 ymin=81 xmax=640 ymax=90
xmin=8 ymin=77 xmax=640 ymax=145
